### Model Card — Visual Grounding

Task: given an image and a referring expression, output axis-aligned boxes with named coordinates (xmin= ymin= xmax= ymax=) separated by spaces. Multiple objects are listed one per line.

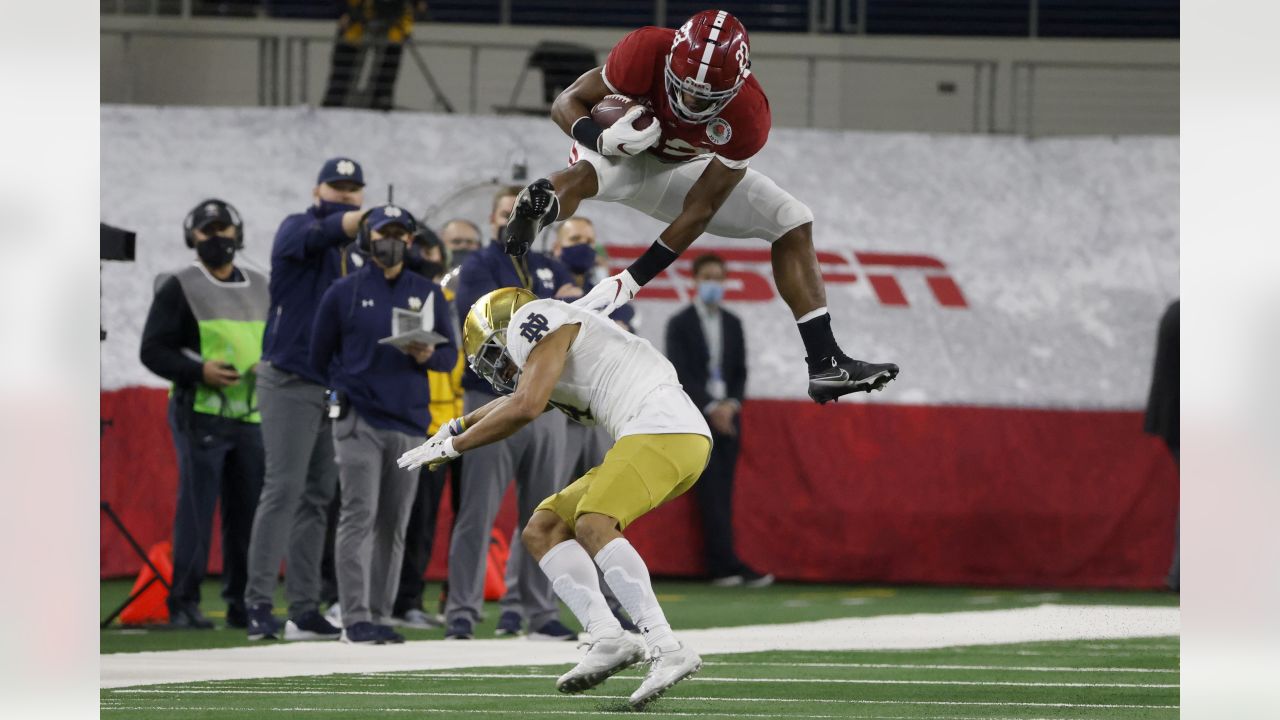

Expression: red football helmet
xmin=664 ymin=10 xmax=751 ymax=124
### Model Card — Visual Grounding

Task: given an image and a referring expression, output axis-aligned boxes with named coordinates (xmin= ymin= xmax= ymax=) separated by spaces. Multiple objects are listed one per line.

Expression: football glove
xmin=571 ymin=269 xmax=641 ymax=316
xmin=398 ymin=436 xmax=459 ymax=471
xmin=598 ymin=106 xmax=661 ymax=157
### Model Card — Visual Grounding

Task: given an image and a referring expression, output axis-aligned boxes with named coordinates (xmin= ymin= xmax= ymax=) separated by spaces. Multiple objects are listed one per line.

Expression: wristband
xmin=625 ymin=240 xmax=680 ymax=286
xmin=571 ymin=116 xmax=604 ymax=151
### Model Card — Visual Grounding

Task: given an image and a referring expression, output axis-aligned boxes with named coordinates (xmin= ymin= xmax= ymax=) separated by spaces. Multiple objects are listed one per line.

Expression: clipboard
xmin=379 ymin=300 xmax=447 ymax=351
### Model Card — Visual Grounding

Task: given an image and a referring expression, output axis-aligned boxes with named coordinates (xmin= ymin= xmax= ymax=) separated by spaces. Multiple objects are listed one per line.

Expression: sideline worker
xmin=140 ymin=198 xmax=267 ymax=630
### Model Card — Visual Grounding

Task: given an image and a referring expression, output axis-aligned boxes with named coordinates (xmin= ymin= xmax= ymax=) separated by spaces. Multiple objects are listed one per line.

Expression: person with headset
xmin=139 ymin=199 xmax=268 ymax=630
xmin=310 ymin=204 xmax=458 ymax=644
xmin=245 ymin=157 xmax=365 ymax=641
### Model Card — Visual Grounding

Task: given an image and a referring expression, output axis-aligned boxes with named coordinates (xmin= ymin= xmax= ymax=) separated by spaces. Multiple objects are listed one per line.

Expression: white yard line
xmin=99 ymin=707 xmax=1107 ymax=720
xmin=106 ymin=689 xmax=1179 ymax=710
xmin=100 ymin=603 xmax=1179 ymax=689
xmin=351 ymin=671 xmax=1177 ymax=689
xmin=706 ymin=661 xmax=1177 ymax=673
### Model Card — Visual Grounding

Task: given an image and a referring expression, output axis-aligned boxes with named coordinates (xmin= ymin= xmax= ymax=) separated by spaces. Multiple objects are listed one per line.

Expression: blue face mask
xmin=316 ymin=199 xmax=360 ymax=218
xmin=697 ymin=281 xmax=725 ymax=306
xmin=560 ymin=243 xmax=598 ymax=275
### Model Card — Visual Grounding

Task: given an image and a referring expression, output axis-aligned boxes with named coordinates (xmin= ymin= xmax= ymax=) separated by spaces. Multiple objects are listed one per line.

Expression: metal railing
xmin=102 ymin=0 xmax=1178 ymax=38
xmin=102 ymin=24 xmax=1177 ymax=136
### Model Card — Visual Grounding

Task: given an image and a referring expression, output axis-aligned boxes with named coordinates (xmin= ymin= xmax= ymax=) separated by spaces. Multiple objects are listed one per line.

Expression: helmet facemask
xmin=664 ymin=54 xmax=745 ymax=124
xmin=469 ymin=329 xmax=521 ymax=395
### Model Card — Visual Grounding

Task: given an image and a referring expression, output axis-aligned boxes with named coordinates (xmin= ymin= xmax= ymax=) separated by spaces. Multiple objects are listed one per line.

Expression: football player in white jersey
xmin=399 ymin=287 xmax=710 ymax=710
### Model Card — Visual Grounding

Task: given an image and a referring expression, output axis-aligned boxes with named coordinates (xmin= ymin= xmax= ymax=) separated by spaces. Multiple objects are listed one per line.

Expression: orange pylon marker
xmin=119 ymin=541 xmax=174 ymax=625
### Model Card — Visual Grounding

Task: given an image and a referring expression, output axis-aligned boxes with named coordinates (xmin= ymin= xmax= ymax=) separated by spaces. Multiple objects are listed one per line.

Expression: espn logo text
xmin=603 ymin=246 xmax=968 ymax=309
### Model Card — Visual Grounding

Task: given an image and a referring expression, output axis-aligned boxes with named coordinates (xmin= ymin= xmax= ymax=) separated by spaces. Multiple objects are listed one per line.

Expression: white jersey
xmin=505 ymin=299 xmax=711 ymax=441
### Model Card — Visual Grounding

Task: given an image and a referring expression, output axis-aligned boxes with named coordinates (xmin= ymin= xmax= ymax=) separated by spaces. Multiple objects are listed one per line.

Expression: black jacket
xmin=664 ymin=304 xmax=747 ymax=413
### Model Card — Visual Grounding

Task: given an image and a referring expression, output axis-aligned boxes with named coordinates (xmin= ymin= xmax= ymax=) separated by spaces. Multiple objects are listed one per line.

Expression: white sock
xmin=538 ymin=540 xmax=622 ymax=639
xmin=595 ymin=538 xmax=679 ymax=652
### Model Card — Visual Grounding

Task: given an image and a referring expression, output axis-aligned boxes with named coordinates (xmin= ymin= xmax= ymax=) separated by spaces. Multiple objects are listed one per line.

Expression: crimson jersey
xmin=601 ymin=26 xmax=771 ymax=169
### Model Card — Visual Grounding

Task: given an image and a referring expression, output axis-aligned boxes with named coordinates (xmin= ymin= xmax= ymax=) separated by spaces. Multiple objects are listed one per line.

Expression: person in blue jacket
xmin=244 ymin=157 xmax=366 ymax=642
xmin=310 ymin=203 xmax=458 ymax=644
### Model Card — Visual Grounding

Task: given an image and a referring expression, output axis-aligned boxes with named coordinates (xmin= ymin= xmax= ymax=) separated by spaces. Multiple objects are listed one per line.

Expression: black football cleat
xmin=504 ymin=178 xmax=558 ymax=257
xmin=807 ymin=355 xmax=899 ymax=404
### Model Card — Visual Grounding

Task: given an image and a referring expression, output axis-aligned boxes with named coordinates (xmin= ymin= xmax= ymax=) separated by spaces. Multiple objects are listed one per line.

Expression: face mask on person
xmin=560 ymin=244 xmax=598 ymax=275
xmin=316 ymin=199 xmax=360 ymax=218
xmin=697 ymin=280 xmax=725 ymax=306
xmin=448 ymin=248 xmax=474 ymax=270
xmin=370 ymin=237 xmax=406 ymax=268
xmin=196 ymin=235 xmax=237 ymax=267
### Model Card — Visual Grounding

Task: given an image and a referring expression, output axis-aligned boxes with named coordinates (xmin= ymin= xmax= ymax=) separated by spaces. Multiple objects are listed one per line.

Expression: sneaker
xmin=494 ymin=610 xmax=523 ymax=637
xmin=709 ymin=574 xmax=744 ymax=588
xmin=629 ymin=643 xmax=702 ymax=711
xmin=444 ymin=618 xmax=474 ymax=640
xmin=529 ymin=619 xmax=578 ymax=642
xmin=324 ymin=602 xmax=343 ymax=627
xmin=556 ymin=633 xmax=647 ymax=694
xmin=607 ymin=598 xmax=639 ymax=634
xmin=285 ymin=610 xmax=341 ymax=641
xmin=742 ymin=569 xmax=775 ymax=589
xmin=393 ymin=608 xmax=444 ymax=629
xmin=375 ymin=624 xmax=406 ymax=644
xmin=503 ymin=178 xmax=557 ymax=257
xmin=225 ymin=604 xmax=248 ymax=629
xmin=807 ymin=355 xmax=899 ymax=404
xmin=341 ymin=621 xmax=382 ymax=645
xmin=166 ymin=605 xmax=214 ymax=630
xmin=246 ymin=603 xmax=279 ymax=640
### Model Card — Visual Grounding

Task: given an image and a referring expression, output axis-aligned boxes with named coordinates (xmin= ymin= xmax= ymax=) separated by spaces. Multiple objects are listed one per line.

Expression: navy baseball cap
xmin=316 ymin=157 xmax=364 ymax=186
xmin=365 ymin=204 xmax=417 ymax=233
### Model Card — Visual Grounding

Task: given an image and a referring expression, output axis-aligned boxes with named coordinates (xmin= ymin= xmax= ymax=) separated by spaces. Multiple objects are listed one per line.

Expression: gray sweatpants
xmin=500 ymin=420 xmax=616 ymax=621
xmin=446 ymin=389 xmax=568 ymax=628
xmin=244 ymin=363 xmax=339 ymax=618
xmin=332 ymin=409 xmax=421 ymax=626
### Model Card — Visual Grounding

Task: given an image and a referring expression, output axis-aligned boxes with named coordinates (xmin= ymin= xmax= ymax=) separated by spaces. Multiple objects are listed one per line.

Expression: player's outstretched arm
xmin=551 ymin=68 xmax=612 ymax=137
xmin=397 ymin=326 xmax=580 ymax=471
xmin=453 ymin=324 xmax=580 ymax=452
xmin=572 ymin=158 xmax=745 ymax=317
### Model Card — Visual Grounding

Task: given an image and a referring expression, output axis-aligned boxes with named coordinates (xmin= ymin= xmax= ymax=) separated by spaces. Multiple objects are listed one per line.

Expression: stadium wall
xmin=100 ymin=106 xmax=1178 ymax=587
xmin=100 ymin=15 xmax=1177 ymax=135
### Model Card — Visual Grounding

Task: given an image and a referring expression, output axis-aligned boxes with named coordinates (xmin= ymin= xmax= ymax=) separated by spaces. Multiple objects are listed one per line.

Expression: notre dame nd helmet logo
xmin=518 ymin=313 xmax=551 ymax=342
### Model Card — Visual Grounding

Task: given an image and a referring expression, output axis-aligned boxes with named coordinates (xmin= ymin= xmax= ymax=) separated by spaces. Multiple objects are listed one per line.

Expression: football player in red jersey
xmin=503 ymin=9 xmax=898 ymax=404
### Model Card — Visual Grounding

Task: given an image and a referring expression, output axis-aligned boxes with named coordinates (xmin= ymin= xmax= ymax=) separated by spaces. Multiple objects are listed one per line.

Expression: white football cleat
xmin=556 ymin=632 xmax=647 ymax=694
xmin=628 ymin=642 xmax=702 ymax=710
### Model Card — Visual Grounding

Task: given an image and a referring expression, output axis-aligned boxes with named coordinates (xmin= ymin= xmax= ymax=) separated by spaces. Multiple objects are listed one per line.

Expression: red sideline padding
xmin=101 ymin=388 xmax=1177 ymax=588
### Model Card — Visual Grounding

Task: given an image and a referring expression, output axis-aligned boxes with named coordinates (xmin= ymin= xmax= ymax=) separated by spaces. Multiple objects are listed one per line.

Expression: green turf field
xmin=101 ymin=577 xmax=1177 ymax=653
xmin=100 ymin=636 xmax=1179 ymax=719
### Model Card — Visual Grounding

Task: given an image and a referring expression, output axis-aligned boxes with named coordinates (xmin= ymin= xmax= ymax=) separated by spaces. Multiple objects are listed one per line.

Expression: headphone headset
xmin=356 ymin=204 xmax=418 ymax=254
xmin=183 ymin=199 xmax=244 ymax=249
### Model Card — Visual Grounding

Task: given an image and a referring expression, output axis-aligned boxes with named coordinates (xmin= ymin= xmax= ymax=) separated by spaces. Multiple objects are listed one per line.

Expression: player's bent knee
xmin=522 ymin=510 xmax=570 ymax=559
xmin=775 ymin=221 xmax=813 ymax=245
xmin=573 ymin=512 xmax=621 ymax=555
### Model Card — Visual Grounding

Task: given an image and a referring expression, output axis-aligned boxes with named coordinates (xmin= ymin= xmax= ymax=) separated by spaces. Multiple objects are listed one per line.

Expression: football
xmin=591 ymin=94 xmax=656 ymax=131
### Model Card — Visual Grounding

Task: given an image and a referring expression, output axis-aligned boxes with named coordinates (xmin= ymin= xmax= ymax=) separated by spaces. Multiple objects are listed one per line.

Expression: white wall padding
xmin=101 ymin=105 xmax=1177 ymax=408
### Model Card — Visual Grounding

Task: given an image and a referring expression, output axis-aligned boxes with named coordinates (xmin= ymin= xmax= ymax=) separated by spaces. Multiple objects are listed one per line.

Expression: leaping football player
xmin=398 ymin=287 xmax=711 ymax=709
xmin=503 ymin=9 xmax=898 ymax=404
